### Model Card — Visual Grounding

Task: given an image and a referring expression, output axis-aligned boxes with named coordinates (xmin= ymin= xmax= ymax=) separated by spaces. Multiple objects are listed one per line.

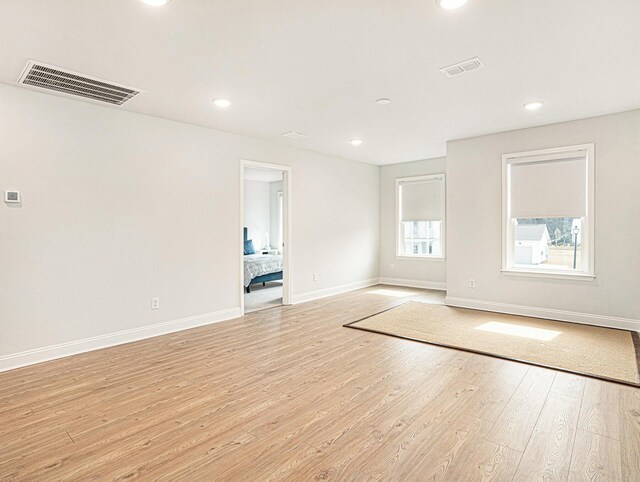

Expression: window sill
xmin=395 ymin=255 xmax=446 ymax=261
xmin=501 ymin=268 xmax=595 ymax=281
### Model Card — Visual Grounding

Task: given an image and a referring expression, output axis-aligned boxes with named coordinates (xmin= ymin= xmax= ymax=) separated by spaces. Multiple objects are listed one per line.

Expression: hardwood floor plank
xmin=513 ymin=392 xmax=581 ymax=481
xmin=568 ymin=430 xmax=622 ymax=481
xmin=109 ymin=428 xmax=255 ymax=481
xmin=329 ymin=381 xmax=480 ymax=480
xmin=277 ymin=428 xmax=378 ymax=481
xmin=578 ymin=378 xmax=622 ymax=441
xmin=619 ymin=384 xmax=640 ymax=481
xmin=550 ymin=372 xmax=586 ymax=399
xmin=486 ymin=367 xmax=556 ymax=452
xmin=456 ymin=440 xmax=522 ymax=482
xmin=461 ymin=362 xmax=528 ymax=423
xmin=402 ymin=411 xmax=493 ymax=480
xmin=358 ymin=411 xmax=451 ymax=480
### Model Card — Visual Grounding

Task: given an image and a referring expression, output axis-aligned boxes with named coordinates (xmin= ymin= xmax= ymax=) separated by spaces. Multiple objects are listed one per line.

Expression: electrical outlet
xmin=151 ymin=297 xmax=160 ymax=309
xmin=313 ymin=272 xmax=318 ymax=281
xmin=390 ymin=263 xmax=395 ymax=271
xmin=468 ymin=279 xmax=476 ymax=288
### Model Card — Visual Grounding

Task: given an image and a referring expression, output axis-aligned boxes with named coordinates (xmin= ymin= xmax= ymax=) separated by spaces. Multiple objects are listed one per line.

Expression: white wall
xmin=0 ymin=84 xmax=379 ymax=364
xmin=243 ymin=179 xmax=271 ymax=250
xmin=379 ymin=158 xmax=447 ymax=289
xmin=446 ymin=110 xmax=640 ymax=326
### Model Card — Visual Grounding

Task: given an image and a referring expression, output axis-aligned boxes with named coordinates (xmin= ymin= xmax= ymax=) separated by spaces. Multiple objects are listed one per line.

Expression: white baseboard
xmin=379 ymin=277 xmax=447 ymax=291
xmin=445 ymin=296 xmax=640 ymax=332
xmin=291 ymin=278 xmax=380 ymax=304
xmin=0 ymin=307 xmax=241 ymax=373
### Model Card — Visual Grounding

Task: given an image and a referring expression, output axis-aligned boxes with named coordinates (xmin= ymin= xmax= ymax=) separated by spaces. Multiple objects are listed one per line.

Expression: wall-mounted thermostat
xmin=4 ymin=191 xmax=20 ymax=203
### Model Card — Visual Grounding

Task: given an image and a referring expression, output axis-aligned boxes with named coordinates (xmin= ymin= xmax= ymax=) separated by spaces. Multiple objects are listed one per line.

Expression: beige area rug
xmin=345 ymin=302 xmax=640 ymax=387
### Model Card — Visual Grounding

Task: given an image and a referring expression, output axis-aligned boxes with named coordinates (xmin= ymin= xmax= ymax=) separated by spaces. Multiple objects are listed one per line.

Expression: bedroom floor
xmin=244 ymin=281 xmax=283 ymax=312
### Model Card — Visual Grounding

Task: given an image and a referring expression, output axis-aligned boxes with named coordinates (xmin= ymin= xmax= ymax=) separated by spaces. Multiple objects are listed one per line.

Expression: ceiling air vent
xmin=440 ymin=57 xmax=485 ymax=78
xmin=17 ymin=61 xmax=142 ymax=105
xmin=281 ymin=131 xmax=308 ymax=140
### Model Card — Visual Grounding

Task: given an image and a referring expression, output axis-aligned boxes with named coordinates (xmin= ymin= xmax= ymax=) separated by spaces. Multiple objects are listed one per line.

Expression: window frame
xmin=501 ymin=144 xmax=595 ymax=280
xmin=395 ymin=174 xmax=446 ymax=260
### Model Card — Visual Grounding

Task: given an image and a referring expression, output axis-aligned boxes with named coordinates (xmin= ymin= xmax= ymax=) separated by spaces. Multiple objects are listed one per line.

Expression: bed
xmin=243 ymin=228 xmax=283 ymax=293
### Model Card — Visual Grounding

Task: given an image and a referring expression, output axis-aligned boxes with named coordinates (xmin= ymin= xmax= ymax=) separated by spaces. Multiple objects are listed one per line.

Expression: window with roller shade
xmin=502 ymin=144 xmax=595 ymax=278
xmin=396 ymin=174 xmax=445 ymax=258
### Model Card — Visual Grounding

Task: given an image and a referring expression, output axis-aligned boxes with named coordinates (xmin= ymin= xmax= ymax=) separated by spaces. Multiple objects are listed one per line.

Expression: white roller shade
xmin=400 ymin=178 xmax=443 ymax=222
xmin=509 ymin=155 xmax=587 ymax=218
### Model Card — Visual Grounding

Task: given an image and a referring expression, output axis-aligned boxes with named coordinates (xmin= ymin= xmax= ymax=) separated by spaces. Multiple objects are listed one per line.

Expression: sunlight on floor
xmin=475 ymin=321 xmax=561 ymax=341
xmin=366 ymin=288 xmax=417 ymax=298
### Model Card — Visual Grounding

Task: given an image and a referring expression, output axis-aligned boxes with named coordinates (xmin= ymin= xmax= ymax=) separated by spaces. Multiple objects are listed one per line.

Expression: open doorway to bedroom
xmin=240 ymin=160 xmax=291 ymax=314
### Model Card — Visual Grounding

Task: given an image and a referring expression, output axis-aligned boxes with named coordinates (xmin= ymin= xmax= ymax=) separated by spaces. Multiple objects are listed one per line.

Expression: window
xmin=502 ymin=144 xmax=594 ymax=279
xmin=396 ymin=174 xmax=445 ymax=258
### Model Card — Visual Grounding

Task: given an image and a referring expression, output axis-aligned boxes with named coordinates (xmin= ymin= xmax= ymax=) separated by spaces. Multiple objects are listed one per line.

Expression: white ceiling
xmin=1 ymin=0 xmax=639 ymax=165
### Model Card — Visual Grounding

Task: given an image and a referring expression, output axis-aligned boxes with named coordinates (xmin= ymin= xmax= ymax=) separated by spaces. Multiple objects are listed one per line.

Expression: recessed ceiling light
xmin=213 ymin=98 xmax=231 ymax=108
xmin=141 ymin=0 xmax=171 ymax=6
xmin=375 ymin=98 xmax=391 ymax=105
xmin=436 ymin=0 xmax=468 ymax=9
xmin=350 ymin=138 xmax=363 ymax=146
xmin=524 ymin=100 xmax=544 ymax=111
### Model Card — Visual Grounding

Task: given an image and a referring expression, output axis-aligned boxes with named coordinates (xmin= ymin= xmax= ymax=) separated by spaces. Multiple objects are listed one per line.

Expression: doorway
xmin=240 ymin=160 xmax=291 ymax=314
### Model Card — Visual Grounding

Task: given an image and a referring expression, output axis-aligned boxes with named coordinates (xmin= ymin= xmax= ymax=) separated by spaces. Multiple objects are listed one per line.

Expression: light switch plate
xmin=4 ymin=191 xmax=20 ymax=203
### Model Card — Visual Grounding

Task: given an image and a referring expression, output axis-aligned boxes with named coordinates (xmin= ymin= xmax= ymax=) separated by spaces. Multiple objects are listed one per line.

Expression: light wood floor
xmin=1 ymin=285 xmax=638 ymax=481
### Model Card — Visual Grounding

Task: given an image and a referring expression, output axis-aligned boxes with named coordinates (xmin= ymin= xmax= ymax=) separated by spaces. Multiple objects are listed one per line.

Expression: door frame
xmin=240 ymin=159 xmax=292 ymax=314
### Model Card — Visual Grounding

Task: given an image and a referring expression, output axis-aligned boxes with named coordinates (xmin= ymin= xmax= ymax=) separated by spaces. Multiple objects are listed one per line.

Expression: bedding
xmin=244 ymin=239 xmax=256 ymax=255
xmin=244 ymin=254 xmax=283 ymax=287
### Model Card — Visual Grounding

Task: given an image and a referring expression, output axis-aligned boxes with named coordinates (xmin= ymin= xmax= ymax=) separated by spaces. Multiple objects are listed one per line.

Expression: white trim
xmin=291 ymin=276 xmax=447 ymax=305
xmin=445 ymin=297 xmax=639 ymax=332
xmin=394 ymin=255 xmax=445 ymax=261
xmin=291 ymin=278 xmax=379 ymax=305
xmin=277 ymin=190 xmax=284 ymax=250
xmin=396 ymin=174 xmax=446 ymax=184
xmin=0 ymin=307 xmax=241 ymax=373
xmin=503 ymin=144 xmax=594 ymax=163
xmin=501 ymin=268 xmax=595 ymax=281
xmin=502 ymin=143 xmax=595 ymax=279
xmin=379 ymin=277 xmax=447 ymax=291
xmin=240 ymin=159 xmax=292 ymax=315
xmin=396 ymin=173 xmax=446 ymax=259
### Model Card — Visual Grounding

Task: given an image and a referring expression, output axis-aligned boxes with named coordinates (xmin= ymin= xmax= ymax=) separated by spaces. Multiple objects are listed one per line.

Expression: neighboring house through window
xmin=396 ymin=174 xmax=445 ymax=258
xmin=502 ymin=144 xmax=595 ymax=279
